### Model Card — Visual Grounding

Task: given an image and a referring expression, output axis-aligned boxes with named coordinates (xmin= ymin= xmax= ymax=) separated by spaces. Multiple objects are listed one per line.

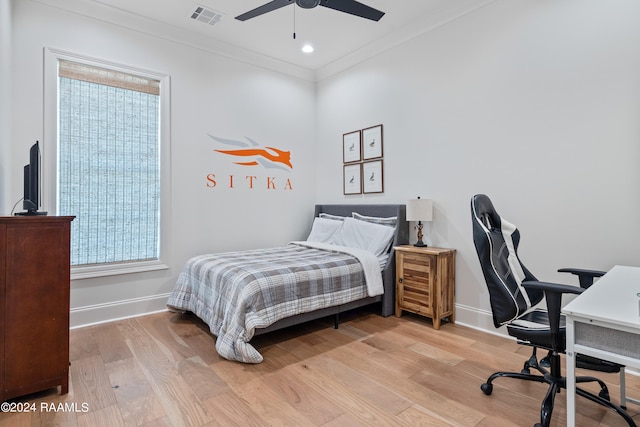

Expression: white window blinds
xmin=58 ymin=59 xmax=161 ymax=266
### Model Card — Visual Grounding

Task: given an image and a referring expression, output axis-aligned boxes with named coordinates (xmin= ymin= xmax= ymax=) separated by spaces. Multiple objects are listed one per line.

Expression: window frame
xmin=44 ymin=48 xmax=171 ymax=280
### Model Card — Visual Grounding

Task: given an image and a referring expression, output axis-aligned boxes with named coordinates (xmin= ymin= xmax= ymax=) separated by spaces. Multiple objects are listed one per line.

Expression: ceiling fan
xmin=235 ymin=0 xmax=385 ymax=22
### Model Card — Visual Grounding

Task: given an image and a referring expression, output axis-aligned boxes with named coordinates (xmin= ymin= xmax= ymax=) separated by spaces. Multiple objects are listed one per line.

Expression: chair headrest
xmin=471 ymin=194 xmax=501 ymax=231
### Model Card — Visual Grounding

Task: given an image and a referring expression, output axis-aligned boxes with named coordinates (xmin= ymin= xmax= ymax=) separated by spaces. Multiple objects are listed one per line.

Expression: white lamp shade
xmin=406 ymin=198 xmax=433 ymax=222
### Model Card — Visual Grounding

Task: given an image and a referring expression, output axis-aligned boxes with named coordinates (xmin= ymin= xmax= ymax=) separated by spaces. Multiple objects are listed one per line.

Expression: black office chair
xmin=470 ymin=194 xmax=635 ymax=427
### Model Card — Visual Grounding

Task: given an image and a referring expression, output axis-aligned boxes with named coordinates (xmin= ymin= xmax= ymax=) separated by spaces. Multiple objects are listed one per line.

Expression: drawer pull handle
xmin=399 ymin=277 xmax=403 ymax=283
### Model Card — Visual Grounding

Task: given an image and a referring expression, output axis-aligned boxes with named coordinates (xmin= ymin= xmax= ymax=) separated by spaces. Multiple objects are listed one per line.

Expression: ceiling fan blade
xmin=235 ymin=0 xmax=294 ymax=21
xmin=319 ymin=0 xmax=385 ymax=21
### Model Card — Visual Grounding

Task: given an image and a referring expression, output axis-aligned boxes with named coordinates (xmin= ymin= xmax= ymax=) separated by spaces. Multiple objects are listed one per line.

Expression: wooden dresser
xmin=394 ymin=245 xmax=456 ymax=329
xmin=0 ymin=216 xmax=74 ymax=402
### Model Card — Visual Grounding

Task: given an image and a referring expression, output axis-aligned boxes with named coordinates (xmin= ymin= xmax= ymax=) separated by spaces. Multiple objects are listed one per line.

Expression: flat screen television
xmin=15 ymin=141 xmax=47 ymax=216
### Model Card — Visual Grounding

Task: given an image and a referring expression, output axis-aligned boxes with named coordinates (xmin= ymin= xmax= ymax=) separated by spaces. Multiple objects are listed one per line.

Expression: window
xmin=46 ymin=50 xmax=170 ymax=278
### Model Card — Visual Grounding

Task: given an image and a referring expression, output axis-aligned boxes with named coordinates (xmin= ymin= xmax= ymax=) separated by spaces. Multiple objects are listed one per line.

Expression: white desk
xmin=563 ymin=265 xmax=640 ymax=427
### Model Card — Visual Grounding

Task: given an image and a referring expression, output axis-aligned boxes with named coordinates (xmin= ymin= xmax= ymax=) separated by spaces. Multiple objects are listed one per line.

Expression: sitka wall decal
xmin=209 ymin=134 xmax=293 ymax=171
xmin=206 ymin=134 xmax=294 ymax=191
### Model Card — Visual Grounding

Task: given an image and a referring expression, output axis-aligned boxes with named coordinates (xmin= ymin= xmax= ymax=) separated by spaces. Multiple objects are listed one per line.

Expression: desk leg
xmin=566 ymin=318 xmax=577 ymax=427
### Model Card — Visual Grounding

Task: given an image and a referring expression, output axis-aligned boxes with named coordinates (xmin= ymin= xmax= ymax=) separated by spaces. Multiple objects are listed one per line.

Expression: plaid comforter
xmin=167 ymin=242 xmax=382 ymax=363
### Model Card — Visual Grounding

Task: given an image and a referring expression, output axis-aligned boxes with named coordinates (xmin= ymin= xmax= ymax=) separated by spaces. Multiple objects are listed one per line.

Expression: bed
xmin=167 ymin=204 xmax=409 ymax=363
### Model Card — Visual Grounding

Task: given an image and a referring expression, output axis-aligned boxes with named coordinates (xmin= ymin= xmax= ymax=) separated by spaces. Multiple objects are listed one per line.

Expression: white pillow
xmin=352 ymin=212 xmax=397 ymax=228
xmin=339 ymin=217 xmax=395 ymax=256
xmin=319 ymin=213 xmax=346 ymax=221
xmin=306 ymin=217 xmax=343 ymax=244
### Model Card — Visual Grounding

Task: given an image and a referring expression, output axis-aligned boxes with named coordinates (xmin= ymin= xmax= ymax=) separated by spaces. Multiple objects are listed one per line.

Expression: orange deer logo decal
xmin=209 ymin=134 xmax=293 ymax=171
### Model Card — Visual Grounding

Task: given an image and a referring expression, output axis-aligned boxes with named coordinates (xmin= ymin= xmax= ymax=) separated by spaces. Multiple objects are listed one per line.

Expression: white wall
xmin=316 ymin=0 xmax=640 ymax=329
xmin=0 ymin=0 xmax=11 ymax=213
xmin=10 ymin=0 xmax=317 ymax=326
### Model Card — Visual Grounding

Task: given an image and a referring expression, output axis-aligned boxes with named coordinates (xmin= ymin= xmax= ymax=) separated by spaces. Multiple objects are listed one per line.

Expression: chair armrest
xmin=522 ymin=280 xmax=584 ymax=296
xmin=558 ymin=268 xmax=606 ymax=289
xmin=522 ymin=281 xmax=584 ymax=344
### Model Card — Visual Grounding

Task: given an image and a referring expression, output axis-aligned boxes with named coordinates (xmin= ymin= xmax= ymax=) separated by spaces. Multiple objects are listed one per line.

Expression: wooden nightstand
xmin=394 ymin=245 xmax=456 ymax=329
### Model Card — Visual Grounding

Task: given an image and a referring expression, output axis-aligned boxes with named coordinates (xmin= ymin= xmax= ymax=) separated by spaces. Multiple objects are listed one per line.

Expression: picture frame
xmin=342 ymin=130 xmax=362 ymax=163
xmin=362 ymin=160 xmax=384 ymax=194
xmin=362 ymin=124 xmax=383 ymax=160
xmin=343 ymin=163 xmax=362 ymax=195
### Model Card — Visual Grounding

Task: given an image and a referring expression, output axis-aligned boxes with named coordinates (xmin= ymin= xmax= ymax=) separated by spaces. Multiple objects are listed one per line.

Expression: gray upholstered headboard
xmin=313 ymin=204 xmax=409 ymax=316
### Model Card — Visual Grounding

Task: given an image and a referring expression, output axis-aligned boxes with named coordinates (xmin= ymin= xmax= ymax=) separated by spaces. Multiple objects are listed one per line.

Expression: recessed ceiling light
xmin=302 ymin=44 xmax=314 ymax=53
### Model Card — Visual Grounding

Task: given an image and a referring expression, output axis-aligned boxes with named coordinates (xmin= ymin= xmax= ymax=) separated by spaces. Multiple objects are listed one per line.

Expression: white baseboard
xmin=70 ymin=293 xmax=171 ymax=329
xmin=454 ymin=302 xmax=509 ymax=337
xmin=69 ymin=298 xmax=501 ymax=332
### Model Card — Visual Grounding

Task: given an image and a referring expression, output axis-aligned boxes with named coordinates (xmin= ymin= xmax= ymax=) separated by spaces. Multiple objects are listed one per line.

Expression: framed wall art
xmin=343 ymin=163 xmax=362 ymax=195
xmin=342 ymin=130 xmax=361 ymax=163
xmin=362 ymin=160 xmax=384 ymax=194
xmin=362 ymin=124 xmax=383 ymax=160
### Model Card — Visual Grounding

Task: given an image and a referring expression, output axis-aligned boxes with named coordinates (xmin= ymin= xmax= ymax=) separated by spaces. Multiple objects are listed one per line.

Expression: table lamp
xmin=406 ymin=197 xmax=433 ymax=247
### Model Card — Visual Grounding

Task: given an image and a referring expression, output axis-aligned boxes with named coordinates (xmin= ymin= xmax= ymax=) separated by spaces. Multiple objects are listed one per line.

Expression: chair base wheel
xmin=481 ymin=383 xmax=493 ymax=395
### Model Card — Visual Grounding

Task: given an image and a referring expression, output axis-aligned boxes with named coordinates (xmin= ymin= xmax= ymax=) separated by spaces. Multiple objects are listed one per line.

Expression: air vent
xmin=190 ymin=5 xmax=224 ymax=26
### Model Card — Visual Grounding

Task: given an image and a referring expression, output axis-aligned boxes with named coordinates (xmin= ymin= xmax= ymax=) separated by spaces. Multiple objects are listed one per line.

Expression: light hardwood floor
xmin=1 ymin=307 xmax=639 ymax=426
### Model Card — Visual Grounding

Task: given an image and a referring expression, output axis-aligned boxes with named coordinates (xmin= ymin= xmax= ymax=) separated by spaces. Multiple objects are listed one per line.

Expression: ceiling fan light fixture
xmin=235 ymin=0 xmax=384 ymax=22
xmin=297 ymin=0 xmax=321 ymax=9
